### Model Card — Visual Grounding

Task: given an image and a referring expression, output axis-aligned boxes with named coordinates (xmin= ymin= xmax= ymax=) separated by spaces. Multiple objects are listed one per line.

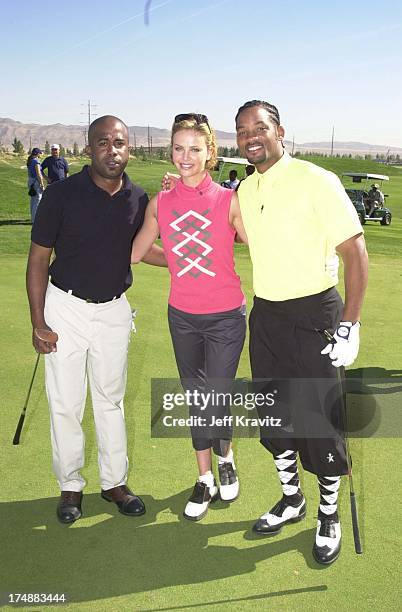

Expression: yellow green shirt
xmin=238 ymin=152 xmax=362 ymax=301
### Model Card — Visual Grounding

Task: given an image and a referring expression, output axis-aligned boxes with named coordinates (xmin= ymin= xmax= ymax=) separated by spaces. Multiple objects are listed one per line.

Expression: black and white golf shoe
xmin=218 ymin=461 xmax=239 ymax=502
xmin=183 ymin=479 xmax=219 ymax=521
xmin=253 ymin=493 xmax=306 ymax=536
xmin=312 ymin=515 xmax=341 ymax=565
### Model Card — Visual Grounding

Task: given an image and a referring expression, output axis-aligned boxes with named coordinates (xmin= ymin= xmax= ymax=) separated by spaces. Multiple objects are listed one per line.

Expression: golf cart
xmin=342 ymin=172 xmax=392 ymax=226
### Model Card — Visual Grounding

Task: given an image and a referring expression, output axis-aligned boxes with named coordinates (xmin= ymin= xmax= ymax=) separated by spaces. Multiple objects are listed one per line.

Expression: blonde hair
xmin=171 ymin=116 xmax=217 ymax=170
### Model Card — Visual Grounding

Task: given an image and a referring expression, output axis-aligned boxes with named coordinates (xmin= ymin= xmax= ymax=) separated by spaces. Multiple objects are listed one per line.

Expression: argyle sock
xmin=273 ymin=449 xmax=302 ymax=504
xmin=318 ymin=475 xmax=341 ymax=520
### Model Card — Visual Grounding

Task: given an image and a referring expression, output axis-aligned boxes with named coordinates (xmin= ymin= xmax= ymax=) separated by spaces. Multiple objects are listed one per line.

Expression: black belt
xmin=50 ymin=279 xmax=121 ymax=303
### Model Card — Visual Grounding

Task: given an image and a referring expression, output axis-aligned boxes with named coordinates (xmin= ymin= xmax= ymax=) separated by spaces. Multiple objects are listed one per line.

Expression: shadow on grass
xmin=342 ymin=367 xmax=402 ymax=438
xmin=0 ymin=219 xmax=31 ymax=226
xmin=1 ymin=491 xmax=328 ymax=607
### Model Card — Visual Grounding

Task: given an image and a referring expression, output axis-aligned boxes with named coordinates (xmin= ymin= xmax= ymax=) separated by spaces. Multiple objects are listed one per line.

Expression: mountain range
xmin=1 ymin=117 xmax=401 ymax=156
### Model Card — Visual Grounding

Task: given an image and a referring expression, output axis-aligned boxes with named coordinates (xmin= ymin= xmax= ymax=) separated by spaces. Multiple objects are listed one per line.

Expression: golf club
xmin=12 ymin=328 xmax=58 ymax=445
xmin=338 ymin=368 xmax=363 ymax=554
xmin=322 ymin=328 xmax=363 ymax=555
xmin=13 ymin=353 xmax=40 ymax=445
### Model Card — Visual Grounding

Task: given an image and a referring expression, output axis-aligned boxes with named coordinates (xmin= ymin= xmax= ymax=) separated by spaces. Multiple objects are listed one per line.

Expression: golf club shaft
xmin=337 ymin=366 xmax=363 ymax=555
xmin=12 ymin=352 xmax=41 ymax=445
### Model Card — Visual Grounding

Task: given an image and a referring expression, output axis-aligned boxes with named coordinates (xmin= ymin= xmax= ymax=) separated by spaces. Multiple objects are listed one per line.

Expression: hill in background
xmin=1 ymin=117 xmax=401 ymax=156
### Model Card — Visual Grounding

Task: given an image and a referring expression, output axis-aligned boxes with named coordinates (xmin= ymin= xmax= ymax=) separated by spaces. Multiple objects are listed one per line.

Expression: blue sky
xmin=1 ymin=0 xmax=401 ymax=146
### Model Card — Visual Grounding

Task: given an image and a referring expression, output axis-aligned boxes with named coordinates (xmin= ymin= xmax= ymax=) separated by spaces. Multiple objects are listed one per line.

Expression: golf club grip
xmin=12 ymin=414 xmax=26 ymax=445
xmin=350 ymin=492 xmax=363 ymax=554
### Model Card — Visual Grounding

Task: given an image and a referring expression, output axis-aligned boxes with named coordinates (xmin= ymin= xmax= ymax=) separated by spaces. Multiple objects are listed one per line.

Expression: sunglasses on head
xmin=174 ymin=113 xmax=211 ymax=132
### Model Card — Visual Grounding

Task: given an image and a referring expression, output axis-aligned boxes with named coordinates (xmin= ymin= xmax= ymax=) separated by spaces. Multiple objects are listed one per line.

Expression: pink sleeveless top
xmin=157 ymin=173 xmax=245 ymax=314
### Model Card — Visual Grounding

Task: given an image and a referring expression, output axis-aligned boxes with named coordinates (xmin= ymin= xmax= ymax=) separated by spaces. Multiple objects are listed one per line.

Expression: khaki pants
xmin=44 ymin=282 xmax=133 ymax=491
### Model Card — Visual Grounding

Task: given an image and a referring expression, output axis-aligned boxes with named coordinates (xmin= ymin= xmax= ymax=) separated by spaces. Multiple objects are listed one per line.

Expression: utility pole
xmin=147 ymin=125 xmax=152 ymax=155
xmin=81 ymin=99 xmax=97 ymax=147
xmin=330 ymin=125 xmax=335 ymax=157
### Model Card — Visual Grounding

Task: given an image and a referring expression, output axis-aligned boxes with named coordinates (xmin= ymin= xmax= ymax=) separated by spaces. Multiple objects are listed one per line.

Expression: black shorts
xmin=249 ymin=288 xmax=348 ymax=476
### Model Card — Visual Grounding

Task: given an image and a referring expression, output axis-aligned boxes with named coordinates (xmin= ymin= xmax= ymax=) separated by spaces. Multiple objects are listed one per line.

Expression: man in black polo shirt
xmin=27 ymin=115 xmax=165 ymax=524
xmin=41 ymin=144 xmax=69 ymax=183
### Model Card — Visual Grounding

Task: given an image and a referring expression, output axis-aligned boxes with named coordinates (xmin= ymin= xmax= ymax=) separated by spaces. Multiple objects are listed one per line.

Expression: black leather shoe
xmin=57 ymin=491 xmax=83 ymax=524
xmin=101 ymin=485 xmax=146 ymax=517
xmin=312 ymin=516 xmax=342 ymax=565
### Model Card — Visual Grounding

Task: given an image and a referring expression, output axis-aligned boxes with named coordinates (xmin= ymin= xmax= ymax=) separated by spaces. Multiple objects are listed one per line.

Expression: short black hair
xmin=235 ymin=100 xmax=281 ymax=126
xmin=88 ymin=115 xmax=128 ymax=144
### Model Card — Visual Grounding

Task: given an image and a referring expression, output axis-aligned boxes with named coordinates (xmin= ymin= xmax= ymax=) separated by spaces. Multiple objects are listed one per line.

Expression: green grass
xmin=0 ymin=155 xmax=401 ymax=611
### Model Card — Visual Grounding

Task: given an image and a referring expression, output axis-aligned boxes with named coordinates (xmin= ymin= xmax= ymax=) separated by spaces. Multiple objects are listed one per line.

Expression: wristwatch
xmin=337 ymin=321 xmax=361 ymax=341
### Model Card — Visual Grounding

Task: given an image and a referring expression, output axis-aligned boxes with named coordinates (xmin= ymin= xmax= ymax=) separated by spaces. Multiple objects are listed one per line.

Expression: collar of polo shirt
xmin=253 ymin=151 xmax=292 ymax=185
xmin=83 ymin=165 xmax=132 ymax=196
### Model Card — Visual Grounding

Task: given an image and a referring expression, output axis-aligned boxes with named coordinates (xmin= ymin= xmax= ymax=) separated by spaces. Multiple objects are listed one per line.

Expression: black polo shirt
xmin=41 ymin=155 xmax=69 ymax=182
xmin=32 ymin=166 xmax=149 ymax=301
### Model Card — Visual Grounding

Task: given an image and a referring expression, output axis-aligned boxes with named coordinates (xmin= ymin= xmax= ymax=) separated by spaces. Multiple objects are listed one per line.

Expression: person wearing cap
xmin=41 ymin=144 xmax=69 ymax=184
xmin=26 ymin=147 xmax=45 ymax=223
xmin=366 ymin=183 xmax=384 ymax=216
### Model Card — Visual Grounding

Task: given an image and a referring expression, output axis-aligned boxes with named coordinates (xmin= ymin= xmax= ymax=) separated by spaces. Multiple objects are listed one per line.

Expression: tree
xmin=44 ymin=140 xmax=50 ymax=154
xmin=73 ymin=142 xmax=79 ymax=156
xmin=12 ymin=137 xmax=24 ymax=154
xmin=138 ymin=145 xmax=147 ymax=161
xmin=59 ymin=145 xmax=66 ymax=157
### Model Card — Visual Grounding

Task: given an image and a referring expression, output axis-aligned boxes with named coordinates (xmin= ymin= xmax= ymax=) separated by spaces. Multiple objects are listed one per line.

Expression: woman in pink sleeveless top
xmin=132 ymin=113 xmax=248 ymax=521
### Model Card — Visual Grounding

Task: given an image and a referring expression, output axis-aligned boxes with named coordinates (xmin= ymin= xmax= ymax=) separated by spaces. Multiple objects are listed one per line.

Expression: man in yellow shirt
xmin=236 ymin=100 xmax=368 ymax=565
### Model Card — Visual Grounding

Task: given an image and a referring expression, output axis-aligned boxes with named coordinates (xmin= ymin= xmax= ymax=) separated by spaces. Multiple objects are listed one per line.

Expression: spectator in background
xmin=366 ymin=183 xmax=384 ymax=216
xmin=221 ymin=169 xmax=240 ymax=190
xmin=236 ymin=164 xmax=255 ymax=191
xmin=26 ymin=147 xmax=45 ymax=223
xmin=41 ymin=144 xmax=69 ymax=184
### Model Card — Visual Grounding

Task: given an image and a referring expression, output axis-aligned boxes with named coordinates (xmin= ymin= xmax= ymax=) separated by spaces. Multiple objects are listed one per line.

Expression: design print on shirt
xmin=169 ymin=209 xmax=216 ymax=278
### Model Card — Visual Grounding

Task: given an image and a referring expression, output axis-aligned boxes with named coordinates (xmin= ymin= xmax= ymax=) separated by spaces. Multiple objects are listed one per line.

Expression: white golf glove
xmin=325 ymin=254 xmax=339 ymax=280
xmin=320 ymin=321 xmax=361 ymax=367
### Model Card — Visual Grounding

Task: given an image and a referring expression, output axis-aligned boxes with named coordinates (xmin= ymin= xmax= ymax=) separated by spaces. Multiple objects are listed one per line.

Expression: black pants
xmin=168 ymin=305 xmax=246 ymax=452
xmin=249 ymin=288 xmax=348 ymax=476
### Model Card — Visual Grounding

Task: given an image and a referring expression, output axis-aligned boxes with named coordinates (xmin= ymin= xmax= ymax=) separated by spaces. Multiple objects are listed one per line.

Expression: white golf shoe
xmin=253 ymin=494 xmax=306 ymax=535
xmin=312 ymin=515 xmax=342 ymax=565
xmin=183 ymin=479 xmax=219 ymax=521
xmin=218 ymin=460 xmax=239 ymax=502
